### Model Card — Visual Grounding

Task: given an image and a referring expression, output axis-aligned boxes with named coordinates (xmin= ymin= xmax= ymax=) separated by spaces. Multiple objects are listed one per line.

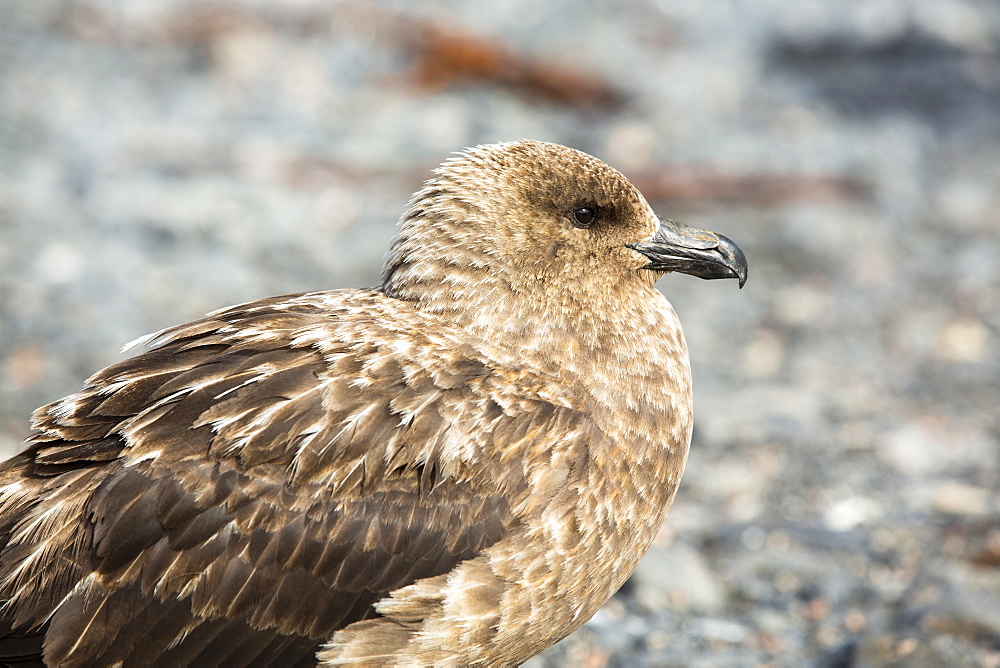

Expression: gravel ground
xmin=2 ymin=1 xmax=999 ymax=666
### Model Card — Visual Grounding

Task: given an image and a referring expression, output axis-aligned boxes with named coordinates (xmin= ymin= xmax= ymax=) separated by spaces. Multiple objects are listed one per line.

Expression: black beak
xmin=628 ymin=217 xmax=748 ymax=288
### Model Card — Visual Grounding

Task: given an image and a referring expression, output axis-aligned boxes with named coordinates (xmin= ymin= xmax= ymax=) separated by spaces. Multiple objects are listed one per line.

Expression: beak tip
xmin=716 ymin=233 xmax=748 ymax=289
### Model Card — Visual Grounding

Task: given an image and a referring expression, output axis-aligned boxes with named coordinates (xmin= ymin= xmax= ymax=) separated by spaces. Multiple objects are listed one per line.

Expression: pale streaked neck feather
xmin=382 ymin=180 xmax=691 ymax=431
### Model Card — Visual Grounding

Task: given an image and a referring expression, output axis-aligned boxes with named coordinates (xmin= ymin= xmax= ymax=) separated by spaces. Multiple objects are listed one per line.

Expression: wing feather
xmin=0 ymin=291 xmax=586 ymax=666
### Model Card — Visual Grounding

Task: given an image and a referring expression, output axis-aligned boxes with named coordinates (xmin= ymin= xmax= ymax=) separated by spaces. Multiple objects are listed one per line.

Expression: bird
xmin=0 ymin=140 xmax=746 ymax=667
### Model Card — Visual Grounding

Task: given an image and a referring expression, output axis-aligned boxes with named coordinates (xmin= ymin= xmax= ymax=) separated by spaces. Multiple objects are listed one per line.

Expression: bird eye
xmin=572 ymin=207 xmax=597 ymax=228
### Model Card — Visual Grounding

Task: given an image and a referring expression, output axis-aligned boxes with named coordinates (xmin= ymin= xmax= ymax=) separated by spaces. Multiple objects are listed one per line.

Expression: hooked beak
xmin=627 ymin=217 xmax=748 ymax=288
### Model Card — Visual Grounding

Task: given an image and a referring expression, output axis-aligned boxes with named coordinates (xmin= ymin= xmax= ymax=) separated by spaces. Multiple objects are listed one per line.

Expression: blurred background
xmin=1 ymin=1 xmax=998 ymax=665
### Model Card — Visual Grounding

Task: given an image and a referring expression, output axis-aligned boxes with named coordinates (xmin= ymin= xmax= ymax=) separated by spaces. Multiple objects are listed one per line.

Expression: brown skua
xmin=0 ymin=141 xmax=746 ymax=666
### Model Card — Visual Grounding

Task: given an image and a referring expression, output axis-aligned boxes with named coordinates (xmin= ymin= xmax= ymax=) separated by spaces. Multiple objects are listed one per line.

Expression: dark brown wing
xmin=0 ymin=291 xmax=569 ymax=666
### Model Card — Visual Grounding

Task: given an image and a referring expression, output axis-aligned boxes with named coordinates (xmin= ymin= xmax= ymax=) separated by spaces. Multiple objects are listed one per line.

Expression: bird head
xmin=383 ymin=141 xmax=746 ymax=320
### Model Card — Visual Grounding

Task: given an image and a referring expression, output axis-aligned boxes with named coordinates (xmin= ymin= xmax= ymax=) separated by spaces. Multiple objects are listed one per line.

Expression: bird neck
xmin=381 ymin=202 xmax=691 ymax=406
xmin=388 ymin=271 xmax=691 ymax=417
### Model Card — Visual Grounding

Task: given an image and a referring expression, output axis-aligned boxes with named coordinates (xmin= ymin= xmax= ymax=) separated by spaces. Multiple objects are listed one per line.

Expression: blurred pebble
xmin=3 ymin=344 xmax=46 ymax=391
xmin=631 ymin=540 xmax=726 ymax=614
xmin=744 ymin=328 xmax=784 ymax=378
xmin=33 ymin=243 xmax=84 ymax=285
xmin=930 ymin=482 xmax=994 ymax=517
xmin=824 ymin=496 xmax=883 ymax=531
xmin=691 ymin=618 xmax=751 ymax=645
xmin=772 ymin=283 xmax=832 ymax=327
xmin=937 ymin=316 xmax=989 ymax=363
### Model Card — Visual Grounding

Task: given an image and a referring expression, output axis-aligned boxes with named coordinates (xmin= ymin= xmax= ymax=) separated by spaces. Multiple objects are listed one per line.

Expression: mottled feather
xmin=0 ymin=140 xmax=745 ymax=666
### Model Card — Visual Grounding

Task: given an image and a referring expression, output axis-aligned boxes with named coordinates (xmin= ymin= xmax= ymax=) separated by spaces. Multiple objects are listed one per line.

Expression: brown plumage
xmin=0 ymin=140 xmax=746 ymax=666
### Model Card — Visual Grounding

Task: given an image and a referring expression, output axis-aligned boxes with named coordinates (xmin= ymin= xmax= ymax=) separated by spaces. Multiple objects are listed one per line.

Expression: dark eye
xmin=572 ymin=207 xmax=597 ymax=228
